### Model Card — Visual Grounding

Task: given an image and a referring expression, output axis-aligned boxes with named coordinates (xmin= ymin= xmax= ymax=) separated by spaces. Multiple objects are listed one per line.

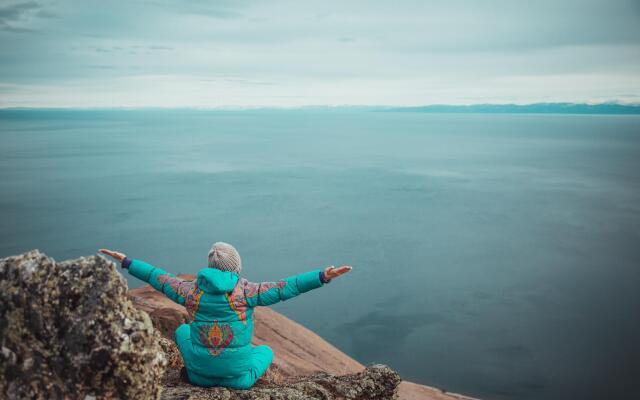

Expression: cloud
xmin=0 ymin=0 xmax=638 ymax=107
xmin=0 ymin=1 xmax=49 ymax=31
xmin=0 ymin=1 xmax=40 ymax=21
xmin=147 ymin=45 xmax=173 ymax=51
xmin=143 ymin=0 xmax=245 ymax=19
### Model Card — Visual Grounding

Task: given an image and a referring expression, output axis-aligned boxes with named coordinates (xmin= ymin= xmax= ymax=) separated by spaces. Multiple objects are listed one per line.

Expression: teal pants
xmin=174 ymin=324 xmax=273 ymax=390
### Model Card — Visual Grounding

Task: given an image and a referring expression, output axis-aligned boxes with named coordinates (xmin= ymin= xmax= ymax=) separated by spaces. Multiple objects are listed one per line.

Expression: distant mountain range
xmin=380 ymin=103 xmax=640 ymax=114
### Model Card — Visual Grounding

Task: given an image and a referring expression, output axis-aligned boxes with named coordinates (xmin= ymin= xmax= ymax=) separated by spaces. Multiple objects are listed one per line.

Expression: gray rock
xmin=161 ymin=364 xmax=401 ymax=400
xmin=0 ymin=250 xmax=167 ymax=399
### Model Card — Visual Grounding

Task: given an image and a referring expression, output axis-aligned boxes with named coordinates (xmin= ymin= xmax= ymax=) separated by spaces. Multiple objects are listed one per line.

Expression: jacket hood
xmin=196 ymin=267 xmax=239 ymax=294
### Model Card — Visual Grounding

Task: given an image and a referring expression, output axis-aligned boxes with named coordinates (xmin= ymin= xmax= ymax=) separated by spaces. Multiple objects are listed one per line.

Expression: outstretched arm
xmin=99 ymin=248 xmax=192 ymax=305
xmin=244 ymin=265 xmax=352 ymax=307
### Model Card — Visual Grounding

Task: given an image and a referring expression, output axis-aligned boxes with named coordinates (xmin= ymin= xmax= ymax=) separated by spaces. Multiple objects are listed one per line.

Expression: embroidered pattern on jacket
xmin=199 ymin=321 xmax=233 ymax=357
xmin=157 ymin=275 xmax=203 ymax=320
xmin=157 ymin=275 xmax=191 ymax=297
xmin=245 ymin=279 xmax=287 ymax=298
xmin=185 ymin=282 xmax=204 ymax=320
xmin=226 ymin=287 xmax=248 ymax=324
xmin=226 ymin=279 xmax=287 ymax=324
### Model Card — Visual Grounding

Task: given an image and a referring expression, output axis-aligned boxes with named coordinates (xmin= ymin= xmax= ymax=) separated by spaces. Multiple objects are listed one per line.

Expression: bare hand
xmin=99 ymin=248 xmax=127 ymax=263
xmin=324 ymin=265 xmax=352 ymax=280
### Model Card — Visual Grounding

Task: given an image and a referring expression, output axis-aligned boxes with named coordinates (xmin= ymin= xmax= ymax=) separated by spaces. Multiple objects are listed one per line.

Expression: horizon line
xmin=1 ymin=101 xmax=640 ymax=114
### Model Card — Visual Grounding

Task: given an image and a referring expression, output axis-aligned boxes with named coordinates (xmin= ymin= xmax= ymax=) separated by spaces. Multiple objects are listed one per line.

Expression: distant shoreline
xmin=379 ymin=103 xmax=640 ymax=115
xmin=1 ymin=102 xmax=640 ymax=115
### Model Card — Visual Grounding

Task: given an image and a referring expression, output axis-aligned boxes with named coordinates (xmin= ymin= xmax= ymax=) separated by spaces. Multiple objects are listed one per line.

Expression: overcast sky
xmin=1 ymin=0 xmax=639 ymax=107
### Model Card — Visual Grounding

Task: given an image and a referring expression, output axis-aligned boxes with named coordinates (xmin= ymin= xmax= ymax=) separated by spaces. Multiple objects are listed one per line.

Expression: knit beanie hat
xmin=208 ymin=242 xmax=241 ymax=273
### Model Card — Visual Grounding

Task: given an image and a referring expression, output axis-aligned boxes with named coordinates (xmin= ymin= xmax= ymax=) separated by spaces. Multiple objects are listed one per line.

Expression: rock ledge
xmin=162 ymin=362 xmax=400 ymax=400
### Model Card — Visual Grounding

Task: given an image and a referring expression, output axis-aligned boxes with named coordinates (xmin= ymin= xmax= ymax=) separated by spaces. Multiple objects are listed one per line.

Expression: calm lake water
xmin=1 ymin=109 xmax=639 ymax=399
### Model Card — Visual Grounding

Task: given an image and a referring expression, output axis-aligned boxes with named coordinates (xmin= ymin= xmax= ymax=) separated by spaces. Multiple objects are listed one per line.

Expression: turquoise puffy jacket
xmin=126 ymin=258 xmax=326 ymax=389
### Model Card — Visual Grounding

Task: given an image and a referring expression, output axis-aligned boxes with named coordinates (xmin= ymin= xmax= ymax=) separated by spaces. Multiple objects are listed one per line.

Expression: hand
xmin=324 ymin=265 xmax=352 ymax=280
xmin=99 ymin=248 xmax=127 ymax=263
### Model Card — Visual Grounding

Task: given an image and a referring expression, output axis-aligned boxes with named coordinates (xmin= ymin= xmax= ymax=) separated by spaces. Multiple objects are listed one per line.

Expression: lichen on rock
xmin=0 ymin=250 xmax=167 ymax=399
xmin=161 ymin=361 xmax=401 ymax=400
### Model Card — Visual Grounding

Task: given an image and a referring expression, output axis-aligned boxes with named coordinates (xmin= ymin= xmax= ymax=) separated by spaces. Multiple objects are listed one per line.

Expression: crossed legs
xmin=174 ymin=323 xmax=274 ymax=390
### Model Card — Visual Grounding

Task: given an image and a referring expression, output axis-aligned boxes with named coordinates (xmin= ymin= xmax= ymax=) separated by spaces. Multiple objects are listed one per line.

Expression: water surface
xmin=1 ymin=109 xmax=639 ymax=399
